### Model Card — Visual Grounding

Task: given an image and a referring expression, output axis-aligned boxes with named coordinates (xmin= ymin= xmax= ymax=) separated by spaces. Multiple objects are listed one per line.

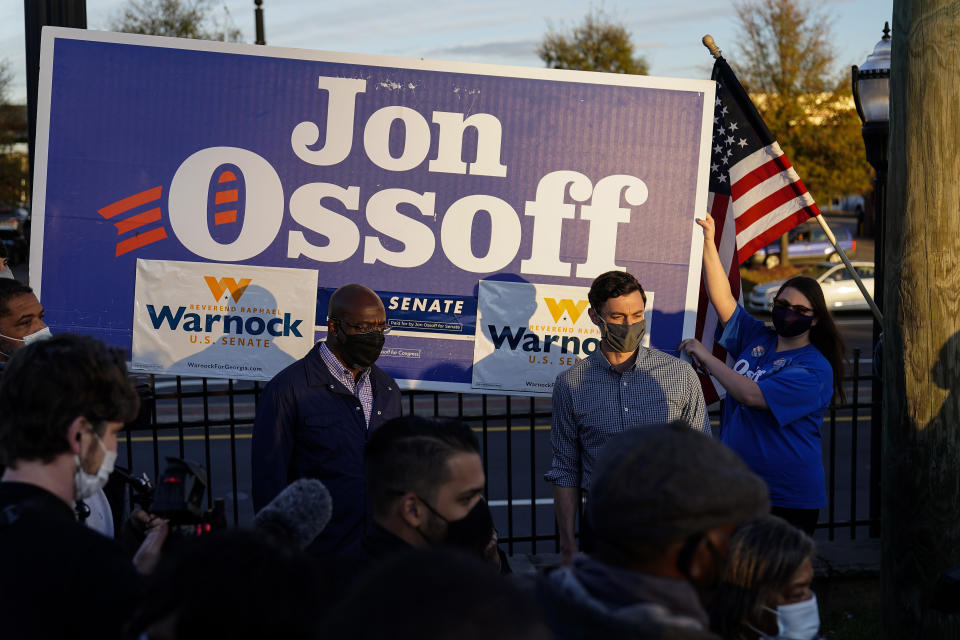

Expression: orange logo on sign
xmin=544 ymin=298 xmax=589 ymax=324
xmin=204 ymin=276 xmax=251 ymax=303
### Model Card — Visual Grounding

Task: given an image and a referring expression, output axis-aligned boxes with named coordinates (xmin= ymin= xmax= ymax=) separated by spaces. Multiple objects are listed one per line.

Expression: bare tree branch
xmin=109 ymin=0 xmax=243 ymax=42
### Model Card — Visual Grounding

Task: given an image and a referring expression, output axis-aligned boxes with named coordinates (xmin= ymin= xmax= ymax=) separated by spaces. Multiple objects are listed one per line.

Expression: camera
xmin=115 ymin=456 xmax=226 ymax=537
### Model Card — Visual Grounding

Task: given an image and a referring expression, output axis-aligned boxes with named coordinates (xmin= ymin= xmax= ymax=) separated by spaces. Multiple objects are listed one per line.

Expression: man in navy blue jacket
xmin=252 ymin=284 xmax=401 ymax=556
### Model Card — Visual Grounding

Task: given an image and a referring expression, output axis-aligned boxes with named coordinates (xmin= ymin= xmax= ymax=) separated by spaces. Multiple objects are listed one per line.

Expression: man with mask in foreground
xmin=0 ymin=334 xmax=168 ymax=639
xmin=537 ymin=423 xmax=770 ymax=640
xmin=362 ymin=416 xmax=506 ymax=572
xmin=252 ymin=283 xmax=401 ymax=556
xmin=546 ymin=270 xmax=710 ymax=564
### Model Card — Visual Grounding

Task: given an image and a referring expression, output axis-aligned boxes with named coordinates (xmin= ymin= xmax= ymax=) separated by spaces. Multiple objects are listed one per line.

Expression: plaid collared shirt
xmin=319 ymin=341 xmax=374 ymax=427
xmin=545 ymin=347 xmax=710 ymax=489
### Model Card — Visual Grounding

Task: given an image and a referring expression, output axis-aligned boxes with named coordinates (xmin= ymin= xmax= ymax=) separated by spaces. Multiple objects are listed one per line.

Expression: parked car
xmin=745 ymin=261 xmax=875 ymax=313
xmin=749 ymin=220 xmax=855 ymax=269
xmin=830 ymin=194 xmax=865 ymax=218
xmin=0 ymin=206 xmax=29 ymax=266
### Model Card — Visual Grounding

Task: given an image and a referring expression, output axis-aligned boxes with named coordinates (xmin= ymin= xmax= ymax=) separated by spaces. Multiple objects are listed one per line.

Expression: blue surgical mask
xmin=755 ymin=594 xmax=820 ymax=640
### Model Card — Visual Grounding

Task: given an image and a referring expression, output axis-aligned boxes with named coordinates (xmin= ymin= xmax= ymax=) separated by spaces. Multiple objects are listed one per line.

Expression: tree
xmin=109 ymin=0 xmax=242 ymax=42
xmin=781 ymin=88 xmax=873 ymax=201
xmin=0 ymin=59 xmax=27 ymax=207
xmin=733 ymin=0 xmax=872 ymax=201
xmin=733 ymin=0 xmax=834 ymax=98
xmin=539 ymin=11 xmax=649 ymax=75
xmin=732 ymin=0 xmax=873 ymax=264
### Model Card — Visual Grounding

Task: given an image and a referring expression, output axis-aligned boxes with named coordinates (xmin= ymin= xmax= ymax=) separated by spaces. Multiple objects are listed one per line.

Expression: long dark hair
xmin=710 ymin=516 xmax=815 ymax=639
xmin=776 ymin=276 xmax=846 ymax=404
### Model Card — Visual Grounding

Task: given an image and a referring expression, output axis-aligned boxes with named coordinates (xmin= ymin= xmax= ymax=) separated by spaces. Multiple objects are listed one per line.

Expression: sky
xmin=0 ymin=0 xmax=894 ymax=105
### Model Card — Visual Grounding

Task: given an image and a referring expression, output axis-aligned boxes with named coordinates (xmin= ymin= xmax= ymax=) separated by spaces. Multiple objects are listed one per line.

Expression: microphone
xmin=74 ymin=499 xmax=91 ymax=523
xmin=253 ymin=478 xmax=332 ymax=550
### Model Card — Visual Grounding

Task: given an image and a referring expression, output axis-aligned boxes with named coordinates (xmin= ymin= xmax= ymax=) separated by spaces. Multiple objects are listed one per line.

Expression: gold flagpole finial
xmin=702 ymin=35 xmax=722 ymax=60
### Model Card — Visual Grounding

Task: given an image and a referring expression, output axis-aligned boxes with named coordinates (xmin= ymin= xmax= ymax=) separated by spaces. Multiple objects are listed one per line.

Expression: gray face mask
xmin=599 ymin=317 xmax=646 ymax=353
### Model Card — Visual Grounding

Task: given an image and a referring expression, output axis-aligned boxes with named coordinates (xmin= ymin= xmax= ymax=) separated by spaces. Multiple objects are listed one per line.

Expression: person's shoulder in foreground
xmin=0 ymin=334 xmax=146 ymax=639
xmin=537 ymin=423 xmax=769 ymax=640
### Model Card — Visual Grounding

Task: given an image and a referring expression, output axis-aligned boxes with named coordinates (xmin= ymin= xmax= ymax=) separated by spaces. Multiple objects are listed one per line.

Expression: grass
xmin=739 ymin=264 xmax=806 ymax=298
xmin=818 ymin=574 xmax=882 ymax=639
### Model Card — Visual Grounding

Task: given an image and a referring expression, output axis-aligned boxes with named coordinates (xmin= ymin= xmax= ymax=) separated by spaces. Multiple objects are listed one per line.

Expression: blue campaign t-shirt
xmin=718 ymin=306 xmax=833 ymax=509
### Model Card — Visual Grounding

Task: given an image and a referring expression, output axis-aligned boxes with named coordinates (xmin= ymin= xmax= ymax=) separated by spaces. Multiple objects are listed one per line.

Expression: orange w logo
xmin=204 ymin=276 xmax=252 ymax=303
xmin=544 ymin=298 xmax=589 ymax=324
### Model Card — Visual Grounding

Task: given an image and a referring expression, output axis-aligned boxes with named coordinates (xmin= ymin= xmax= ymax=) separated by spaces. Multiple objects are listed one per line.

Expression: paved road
xmin=117 ymin=310 xmax=876 ymax=553
xmin=17 ymin=247 xmax=878 ymax=548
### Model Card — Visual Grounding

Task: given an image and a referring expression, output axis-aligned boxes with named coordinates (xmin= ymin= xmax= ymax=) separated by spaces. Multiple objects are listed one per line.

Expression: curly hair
xmin=0 ymin=334 xmax=139 ymax=466
xmin=0 ymin=278 xmax=33 ymax=319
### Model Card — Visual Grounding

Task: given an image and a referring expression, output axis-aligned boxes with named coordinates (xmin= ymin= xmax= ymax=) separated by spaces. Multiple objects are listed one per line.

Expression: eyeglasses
xmin=337 ymin=319 xmax=392 ymax=335
xmin=772 ymin=298 xmax=814 ymax=316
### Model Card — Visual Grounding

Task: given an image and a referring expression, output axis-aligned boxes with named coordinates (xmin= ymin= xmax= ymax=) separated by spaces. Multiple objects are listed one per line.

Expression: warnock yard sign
xmin=31 ymin=28 xmax=714 ymax=392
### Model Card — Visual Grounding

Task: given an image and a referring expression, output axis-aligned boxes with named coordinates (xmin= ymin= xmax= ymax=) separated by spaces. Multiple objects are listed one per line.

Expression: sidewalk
xmin=508 ymin=537 xmax=880 ymax=577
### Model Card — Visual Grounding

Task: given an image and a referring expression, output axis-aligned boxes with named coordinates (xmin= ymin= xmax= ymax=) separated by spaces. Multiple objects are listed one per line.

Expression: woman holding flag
xmin=680 ymin=212 xmax=845 ymax=536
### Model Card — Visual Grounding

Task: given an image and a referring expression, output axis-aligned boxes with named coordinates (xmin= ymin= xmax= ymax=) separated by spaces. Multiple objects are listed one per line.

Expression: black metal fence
xmin=117 ymin=349 xmax=877 ymax=554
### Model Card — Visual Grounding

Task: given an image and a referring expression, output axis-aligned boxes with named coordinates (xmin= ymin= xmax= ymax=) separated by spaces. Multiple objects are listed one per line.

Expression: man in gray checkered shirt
xmin=545 ymin=271 xmax=710 ymax=564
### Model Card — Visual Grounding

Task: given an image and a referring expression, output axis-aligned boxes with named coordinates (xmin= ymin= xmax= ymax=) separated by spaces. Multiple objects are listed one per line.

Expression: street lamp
xmin=255 ymin=0 xmax=266 ymax=45
xmin=853 ymin=22 xmax=891 ymax=187
xmin=852 ymin=22 xmax=890 ymax=540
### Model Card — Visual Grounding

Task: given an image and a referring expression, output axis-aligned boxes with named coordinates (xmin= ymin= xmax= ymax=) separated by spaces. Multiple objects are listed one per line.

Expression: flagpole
xmin=701 ymin=34 xmax=883 ymax=325
xmin=810 ymin=215 xmax=882 ymax=324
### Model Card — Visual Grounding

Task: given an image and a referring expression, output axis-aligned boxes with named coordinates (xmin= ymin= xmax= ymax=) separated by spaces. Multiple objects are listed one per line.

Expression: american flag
xmin=695 ymin=56 xmax=820 ymax=403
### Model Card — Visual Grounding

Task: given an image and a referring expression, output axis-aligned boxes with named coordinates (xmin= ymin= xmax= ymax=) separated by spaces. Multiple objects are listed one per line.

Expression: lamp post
xmin=254 ymin=0 xmax=265 ymax=45
xmin=851 ymin=23 xmax=890 ymax=539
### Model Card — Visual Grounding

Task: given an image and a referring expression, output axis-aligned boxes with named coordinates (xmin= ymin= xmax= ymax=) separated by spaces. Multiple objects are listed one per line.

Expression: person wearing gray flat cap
xmin=536 ymin=422 xmax=770 ymax=640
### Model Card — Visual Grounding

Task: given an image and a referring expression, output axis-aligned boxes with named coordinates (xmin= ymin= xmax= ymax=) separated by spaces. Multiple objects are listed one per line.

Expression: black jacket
xmin=0 ymin=482 xmax=141 ymax=639
xmin=362 ymin=523 xmax=414 ymax=561
xmin=535 ymin=556 xmax=721 ymax=640
xmin=251 ymin=342 xmax=401 ymax=556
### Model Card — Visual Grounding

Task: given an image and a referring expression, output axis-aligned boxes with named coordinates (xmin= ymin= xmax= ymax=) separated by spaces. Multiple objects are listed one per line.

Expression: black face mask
xmin=418 ymin=496 xmax=494 ymax=555
xmin=772 ymin=305 xmax=814 ymax=338
xmin=336 ymin=324 xmax=385 ymax=368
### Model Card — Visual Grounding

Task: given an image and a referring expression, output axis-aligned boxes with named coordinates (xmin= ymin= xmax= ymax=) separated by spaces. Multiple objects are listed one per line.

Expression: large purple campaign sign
xmin=32 ymin=28 xmax=714 ymax=392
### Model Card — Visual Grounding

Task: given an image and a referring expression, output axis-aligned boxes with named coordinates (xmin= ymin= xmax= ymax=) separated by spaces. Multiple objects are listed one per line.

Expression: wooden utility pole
xmin=883 ymin=0 xmax=960 ymax=636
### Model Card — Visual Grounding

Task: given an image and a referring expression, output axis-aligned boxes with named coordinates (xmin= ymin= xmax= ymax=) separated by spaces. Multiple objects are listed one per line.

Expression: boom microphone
xmin=253 ymin=479 xmax=332 ymax=550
